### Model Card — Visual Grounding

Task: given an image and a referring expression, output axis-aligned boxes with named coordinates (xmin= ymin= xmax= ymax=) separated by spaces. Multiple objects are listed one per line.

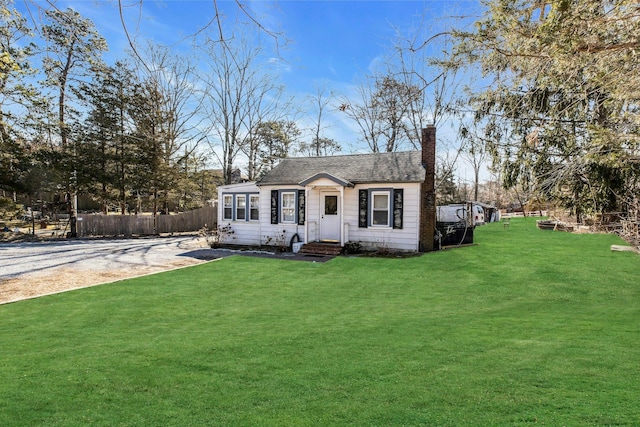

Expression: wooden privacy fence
xmin=77 ymin=206 xmax=217 ymax=237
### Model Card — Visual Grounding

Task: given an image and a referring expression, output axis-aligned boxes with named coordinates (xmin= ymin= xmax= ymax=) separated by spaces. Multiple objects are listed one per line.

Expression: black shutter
xmin=271 ymin=190 xmax=279 ymax=224
xmin=297 ymin=190 xmax=305 ymax=225
xmin=359 ymin=189 xmax=368 ymax=228
xmin=393 ymin=189 xmax=403 ymax=229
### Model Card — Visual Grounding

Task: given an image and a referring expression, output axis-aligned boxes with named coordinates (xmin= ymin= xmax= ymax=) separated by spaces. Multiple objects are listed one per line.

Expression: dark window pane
xmin=325 ymin=195 xmax=337 ymax=215
xmin=373 ymin=211 xmax=388 ymax=225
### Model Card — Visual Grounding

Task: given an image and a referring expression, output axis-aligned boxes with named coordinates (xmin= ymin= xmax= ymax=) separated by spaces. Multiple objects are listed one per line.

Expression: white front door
xmin=320 ymin=191 xmax=341 ymax=242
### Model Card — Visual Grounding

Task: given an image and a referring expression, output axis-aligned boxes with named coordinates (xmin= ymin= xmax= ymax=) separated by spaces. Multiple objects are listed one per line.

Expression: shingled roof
xmin=256 ymin=151 xmax=425 ymax=186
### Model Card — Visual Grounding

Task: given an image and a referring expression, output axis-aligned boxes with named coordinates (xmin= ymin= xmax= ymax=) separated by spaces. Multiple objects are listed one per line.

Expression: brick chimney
xmin=419 ymin=126 xmax=437 ymax=252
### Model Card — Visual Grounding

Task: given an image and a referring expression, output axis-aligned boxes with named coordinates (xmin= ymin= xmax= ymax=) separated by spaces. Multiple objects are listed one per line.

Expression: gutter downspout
xmin=340 ymin=186 xmax=345 ymax=246
xmin=304 ymin=186 xmax=309 ymax=243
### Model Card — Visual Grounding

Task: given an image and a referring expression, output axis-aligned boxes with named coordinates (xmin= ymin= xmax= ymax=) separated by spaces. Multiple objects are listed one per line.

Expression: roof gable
xmin=256 ymin=151 xmax=425 ymax=186
xmin=299 ymin=173 xmax=353 ymax=187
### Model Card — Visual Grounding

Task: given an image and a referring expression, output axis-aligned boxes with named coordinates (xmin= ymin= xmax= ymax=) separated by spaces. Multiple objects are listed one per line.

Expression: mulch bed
xmin=181 ymin=247 xmax=336 ymax=263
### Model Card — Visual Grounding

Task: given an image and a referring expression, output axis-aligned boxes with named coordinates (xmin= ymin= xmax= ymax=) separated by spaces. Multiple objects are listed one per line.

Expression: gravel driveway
xmin=0 ymin=236 xmax=213 ymax=304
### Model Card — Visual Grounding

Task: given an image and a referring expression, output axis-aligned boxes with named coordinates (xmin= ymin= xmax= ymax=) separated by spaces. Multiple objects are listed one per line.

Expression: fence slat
xmin=78 ymin=206 xmax=217 ymax=237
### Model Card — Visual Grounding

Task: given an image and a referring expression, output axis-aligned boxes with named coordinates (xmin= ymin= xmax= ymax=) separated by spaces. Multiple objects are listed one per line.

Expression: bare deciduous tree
xmin=340 ymin=75 xmax=420 ymax=153
xmin=131 ymin=44 xmax=203 ymax=215
xmin=459 ymin=122 xmax=489 ymax=202
xmin=197 ymin=27 xmax=284 ymax=184
xmin=299 ymin=84 xmax=340 ymax=157
xmin=387 ymin=17 xmax=469 ymax=200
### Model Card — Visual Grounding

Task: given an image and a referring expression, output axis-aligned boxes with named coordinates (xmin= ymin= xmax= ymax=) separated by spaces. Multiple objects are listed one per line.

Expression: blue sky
xmin=17 ymin=0 xmax=485 ymax=180
xmin=37 ymin=1 xmax=479 ymax=89
xmin=95 ymin=1 xmax=476 ymax=85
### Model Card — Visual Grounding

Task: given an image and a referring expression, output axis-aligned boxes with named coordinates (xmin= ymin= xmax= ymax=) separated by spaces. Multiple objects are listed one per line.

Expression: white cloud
xmin=367 ymin=53 xmax=387 ymax=74
xmin=268 ymin=57 xmax=292 ymax=73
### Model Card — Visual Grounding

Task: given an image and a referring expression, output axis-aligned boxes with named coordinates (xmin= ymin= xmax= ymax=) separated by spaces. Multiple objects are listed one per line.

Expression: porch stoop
xmin=299 ymin=242 xmax=343 ymax=256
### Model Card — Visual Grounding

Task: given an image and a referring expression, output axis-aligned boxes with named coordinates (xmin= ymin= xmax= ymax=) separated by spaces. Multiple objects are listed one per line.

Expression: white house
xmin=216 ymin=126 xmax=438 ymax=253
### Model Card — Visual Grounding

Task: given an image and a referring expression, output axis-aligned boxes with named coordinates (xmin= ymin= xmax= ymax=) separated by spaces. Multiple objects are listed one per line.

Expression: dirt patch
xmin=0 ymin=231 xmax=46 ymax=243
xmin=0 ymin=258 xmax=206 ymax=305
xmin=0 ymin=236 xmax=339 ymax=305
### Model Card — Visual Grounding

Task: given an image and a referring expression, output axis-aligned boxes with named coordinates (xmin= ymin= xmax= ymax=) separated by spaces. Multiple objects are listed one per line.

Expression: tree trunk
xmin=474 ymin=166 xmax=480 ymax=201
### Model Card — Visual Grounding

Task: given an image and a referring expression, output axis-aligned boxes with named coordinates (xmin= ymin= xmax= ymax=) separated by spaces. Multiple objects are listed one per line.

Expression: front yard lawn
xmin=1 ymin=218 xmax=639 ymax=426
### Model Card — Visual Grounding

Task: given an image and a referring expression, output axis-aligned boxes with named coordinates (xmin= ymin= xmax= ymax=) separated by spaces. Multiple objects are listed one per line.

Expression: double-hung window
xmin=359 ymin=188 xmax=402 ymax=229
xmin=223 ymin=193 xmax=259 ymax=222
xmin=223 ymin=195 xmax=233 ymax=221
xmin=235 ymin=195 xmax=246 ymax=221
xmin=281 ymin=191 xmax=296 ymax=223
xmin=250 ymin=195 xmax=259 ymax=221
xmin=371 ymin=191 xmax=390 ymax=226
xmin=270 ymin=190 xmax=303 ymax=225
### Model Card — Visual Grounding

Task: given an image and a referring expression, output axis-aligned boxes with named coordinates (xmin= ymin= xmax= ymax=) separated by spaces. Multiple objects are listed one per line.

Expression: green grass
xmin=1 ymin=218 xmax=639 ymax=426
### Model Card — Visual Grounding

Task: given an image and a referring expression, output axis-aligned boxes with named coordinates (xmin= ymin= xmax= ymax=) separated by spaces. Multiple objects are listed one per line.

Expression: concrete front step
xmin=299 ymin=242 xmax=343 ymax=256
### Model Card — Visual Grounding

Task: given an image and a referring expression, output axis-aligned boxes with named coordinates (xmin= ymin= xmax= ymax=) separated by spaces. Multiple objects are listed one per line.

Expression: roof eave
xmin=299 ymin=172 xmax=354 ymax=187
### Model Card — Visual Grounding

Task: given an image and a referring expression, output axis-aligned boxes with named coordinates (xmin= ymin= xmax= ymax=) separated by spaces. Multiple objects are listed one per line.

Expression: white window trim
xmin=281 ymin=191 xmax=296 ymax=224
xmin=249 ymin=195 xmax=259 ymax=222
xmin=223 ymin=193 xmax=259 ymax=222
xmin=223 ymin=194 xmax=233 ymax=221
xmin=370 ymin=190 xmax=391 ymax=228
xmin=235 ymin=195 xmax=246 ymax=221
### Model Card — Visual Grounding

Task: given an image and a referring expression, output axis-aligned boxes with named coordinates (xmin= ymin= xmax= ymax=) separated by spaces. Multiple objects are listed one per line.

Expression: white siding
xmin=219 ymin=181 xmax=422 ymax=251
xmin=305 ymin=177 xmax=343 ymax=187
xmin=305 ymin=187 xmax=321 ymax=242
xmin=256 ymin=185 xmax=306 ymax=247
xmin=345 ymin=183 xmax=421 ymax=251
xmin=216 ymin=222 xmax=262 ymax=246
xmin=217 ymin=182 xmax=263 ymax=246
